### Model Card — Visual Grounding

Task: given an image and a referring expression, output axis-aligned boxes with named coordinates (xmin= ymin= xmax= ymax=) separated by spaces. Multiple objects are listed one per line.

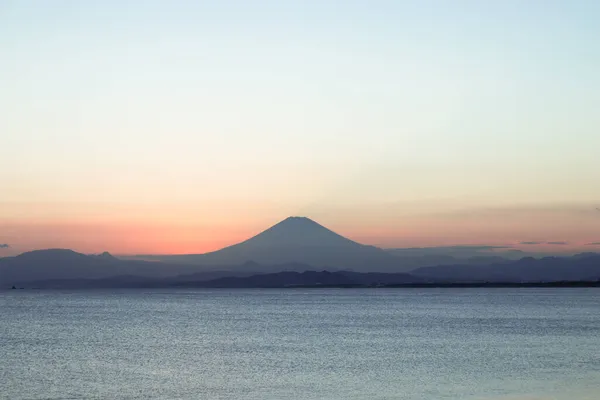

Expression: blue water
xmin=1 ymin=288 xmax=599 ymax=400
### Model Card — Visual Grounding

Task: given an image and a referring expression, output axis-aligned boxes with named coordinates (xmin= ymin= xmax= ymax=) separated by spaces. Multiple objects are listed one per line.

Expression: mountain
xmin=0 ymin=247 xmax=367 ymax=287
xmin=384 ymin=246 xmax=523 ymax=266
xmin=0 ymin=249 xmax=120 ymax=283
xmin=0 ymin=249 xmax=246 ymax=286
xmin=3 ymin=248 xmax=600 ymax=288
xmin=93 ymin=251 xmax=120 ymax=261
xmin=411 ymin=253 xmax=600 ymax=282
xmin=175 ymin=270 xmax=423 ymax=288
xmin=21 ymin=269 xmax=424 ymax=289
xmin=126 ymin=217 xmax=521 ymax=271
xmin=132 ymin=216 xmax=406 ymax=271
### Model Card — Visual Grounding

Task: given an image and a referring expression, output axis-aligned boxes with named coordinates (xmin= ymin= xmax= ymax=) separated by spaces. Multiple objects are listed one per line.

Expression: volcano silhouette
xmin=234 ymin=216 xmax=362 ymax=248
xmin=152 ymin=217 xmax=400 ymax=270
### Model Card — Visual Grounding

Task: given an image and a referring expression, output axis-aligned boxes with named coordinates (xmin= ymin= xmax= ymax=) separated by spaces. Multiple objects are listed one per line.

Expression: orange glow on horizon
xmin=1 ymin=216 xmax=598 ymax=257
xmin=0 ymin=220 xmax=261 ymax=255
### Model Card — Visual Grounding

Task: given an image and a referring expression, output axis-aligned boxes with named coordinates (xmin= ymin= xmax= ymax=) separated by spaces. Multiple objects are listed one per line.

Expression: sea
xmin=1 ymin=288 xmax=599 ymax=400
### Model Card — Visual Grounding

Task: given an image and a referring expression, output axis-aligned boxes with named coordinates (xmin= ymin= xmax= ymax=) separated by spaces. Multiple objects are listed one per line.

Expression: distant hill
xmin=0 ymin=249 xmax=122 ymax=284
xmin=411 ymin=253 xmax=600 ymax=282
xmin=20 ymin=269 xmax=425 ymax=289
xmin=385 ymin=245 xmax=522 ymax=263
xmin=0 ymin=247 xmax=367 ymax=287
xmin=5 ymin=238 xmax=600 ymax=288
xmin=175 ymin=270 xmax=423 ymax=288
xmin=386 ymin=245 xmax=519 ymax=255
xmin=0 ymin=249 xmax=249 ymax=286
xmin=129 ymin=217 xmax=408 ymax=271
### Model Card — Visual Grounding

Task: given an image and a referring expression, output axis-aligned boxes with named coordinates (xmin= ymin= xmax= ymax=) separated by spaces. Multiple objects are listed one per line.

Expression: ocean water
xmin=1 ymin=289 xmax=599 ymax=400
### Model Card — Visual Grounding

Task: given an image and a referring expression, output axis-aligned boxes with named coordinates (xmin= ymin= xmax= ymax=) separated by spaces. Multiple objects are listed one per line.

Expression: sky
xmin=1 ymin=0 xmax=599 ymax=255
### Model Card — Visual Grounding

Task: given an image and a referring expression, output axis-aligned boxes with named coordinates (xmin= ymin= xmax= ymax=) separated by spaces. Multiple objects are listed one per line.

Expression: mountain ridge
xmin=4 ymin=216 xmax=599 ymax=287
xmin=130 ymin=216 xmax=403 ymax=270
xmin=2 ymin=247 xmax=600 ymax=288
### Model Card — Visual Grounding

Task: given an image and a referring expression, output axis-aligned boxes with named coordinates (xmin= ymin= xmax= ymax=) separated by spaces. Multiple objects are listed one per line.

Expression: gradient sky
xmin=1 ymin=0 xmax=600 ymax=255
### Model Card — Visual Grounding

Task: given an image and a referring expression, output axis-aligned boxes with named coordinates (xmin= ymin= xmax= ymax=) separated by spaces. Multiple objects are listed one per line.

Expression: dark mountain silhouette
xmin=176 ymin=270 xmax=423 ymax=288
xmin=7 ymin=261 xmax=317 ymax=289
xmin=0 ymin=249 xmax=122 ymax=283
xmin=93 ymin=251 xmax=120 ymax=261
xmin=3 ymin=218 xmax=599 ymax=288
xmin=132 ymin=217 xmax=406 ymax=271
xmin=411 ymin=253 xmax=600 ymax=282
xmin=386 ymin=245 xmax=512 ymax=258
xmin=1 ymin=248 xmax=339 ymax=287
xmin=386 ymin=252 xmax=513 ymax=267
xmin=125 ymin=217 xmax=524 ymax=270
xmin=0 ymin=249 xmax=246 ymax=286
xmin=23 ymin=269 xmax=424 ymax=289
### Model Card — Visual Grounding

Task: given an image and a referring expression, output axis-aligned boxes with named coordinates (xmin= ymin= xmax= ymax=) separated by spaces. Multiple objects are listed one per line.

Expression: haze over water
xmin=2 ymin=288 xmax=599 ymax=400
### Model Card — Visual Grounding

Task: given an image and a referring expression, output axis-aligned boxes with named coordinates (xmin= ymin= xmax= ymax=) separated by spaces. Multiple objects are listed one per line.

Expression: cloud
xmin=520 ymin=241 xmax=569 ymax=245
xmin=403 ymin=245 xmax=512 ymax=250
xmin=0 ymin=244 xmax=9 ymax=248
xmin=586 ymin=242 xmax=600 ymax=246
xmin=447 ymin=245 xmax=513 ymax=250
